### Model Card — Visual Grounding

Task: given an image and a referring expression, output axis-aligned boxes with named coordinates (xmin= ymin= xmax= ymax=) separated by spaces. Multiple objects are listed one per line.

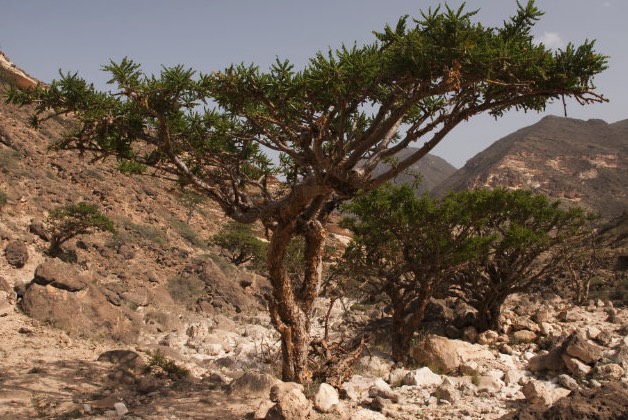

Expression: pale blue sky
xmin=1 ymin=0 xmax=626 ymax=167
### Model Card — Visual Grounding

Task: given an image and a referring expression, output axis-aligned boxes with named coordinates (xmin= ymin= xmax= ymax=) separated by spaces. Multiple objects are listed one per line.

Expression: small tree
xmin=7 ymin=2 xmax=607 ymax=382
xmin=47 ymin=202 xmax=115 ymax=257
xmin=341 ymin=184 xmax=492 ymax=362
xmin=211 ymin=221 xmax=268 ymax=266
xmin=449 ymin=189 xmax=592 ymax=331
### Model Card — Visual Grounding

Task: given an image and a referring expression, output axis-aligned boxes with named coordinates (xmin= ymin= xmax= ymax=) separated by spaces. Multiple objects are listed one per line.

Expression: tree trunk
xmin=390 ymin=295 xmax=430 ymax=364
xmin=266 ymin=218 xmax=326 ymax=383
xmin=475 ymin=295 xmax=504 ymax=332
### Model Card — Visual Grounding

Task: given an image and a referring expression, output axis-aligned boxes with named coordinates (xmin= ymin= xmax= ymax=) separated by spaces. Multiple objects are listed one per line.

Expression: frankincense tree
xmin=6 ymin=1 xmax=606 ymax=382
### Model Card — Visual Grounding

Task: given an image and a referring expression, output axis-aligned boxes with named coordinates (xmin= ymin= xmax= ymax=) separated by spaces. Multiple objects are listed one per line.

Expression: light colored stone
xmin=433 ymin=383 xmax=460 ymax=403
xmin=254 ymin=400 xmax=274 ymax=419
xmin=557 ymin=374 xmax=579 ymax=390
xmin=368 ymin=378 xmax=400 ymax=402
xmin=586 ymin=326 xmax=602 ymax=340
xmin=313 ymin=383 xmax=338 ymax=413
xmin=594 ymin=363 xmax=625 ymax=381
xmin=388 ymin=368 xmax=409 ymax=387
xmin=114 ymin=402 xmax=128 ymax=416
xmin=411 ymin=335 xmax=495 ymax=374
xmin=477 ymin=330 xmax=499 ymax=346
xmin=512 ymin=316 xmax=540 ymax=333
xmin=267 ymin=388 xmax=311 ymax=420
xmin=562 ymin=355 xmax=592 ymax=378
xmin=513 ymin=330 xmax=537 ymax=344
xmin=565 ymin=331 xmax=604 ymax=364
xmin=270 ymin=382 xmax=304 ymax=403
xmin=522 ymin=380 xmax=552 ymax=407
xmin=403 ymin=367 xmax=443 ymax=387
xmin=504 ymin=369 xmax=522 ymax=385
xmin=476 ymin=375 xmax=503 ymax=393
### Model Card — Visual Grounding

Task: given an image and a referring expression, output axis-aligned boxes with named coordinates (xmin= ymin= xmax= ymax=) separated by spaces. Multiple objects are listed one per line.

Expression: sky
xmin=1 ymin=0 xmax=626 ymax=168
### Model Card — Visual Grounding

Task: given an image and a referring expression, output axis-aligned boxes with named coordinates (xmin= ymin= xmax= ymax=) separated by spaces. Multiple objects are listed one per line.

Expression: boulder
xmin=340 ymin=375 xmax=376 ymax=402
xmin=565 ymin=331 xmax=605 ymax=364
xmin=593 ymin=364 xmax=625 ymax=381
xmin=522 ymin=380 xmax=553 ymax=407
xmin=229 ymin=372 xmax=280 ymax=397
xmin=270 ymin=382 xmax=303 ymax=403
xmin=313 ymin=383 xmax=338 ymax=413
xmin=513 ymin=330 xmax=537 ymax=344
xmin=368 ymin=378 xmax=400 ymax=403
xmin=4 ymin=241 xmax=28 ymax=268
xmin=266 ymin=388 xmax=311 ymax=420
xmin=411 ymin=335 xmax=495 ymax=374
xmin=402 ymin=367 xmax=442 ymax=387
xmin=562 ymin=355 xmax=592 ymax=378
xmin=22 ymin=262 xmax=140 ymax=343
xmin=32 ymin=260 xmax=87 ymax=292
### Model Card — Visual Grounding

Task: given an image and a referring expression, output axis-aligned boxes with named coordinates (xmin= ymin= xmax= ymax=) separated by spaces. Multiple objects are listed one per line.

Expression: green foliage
xmin=47 ymin=202 xmax=115 ymax=256
xmin=145 ymin=350 xmax=190 ymax=380
xmin=211 ymin=221 xmax=268 ymax=266
xmin=4 ymin=1 xmax=608 ymax=383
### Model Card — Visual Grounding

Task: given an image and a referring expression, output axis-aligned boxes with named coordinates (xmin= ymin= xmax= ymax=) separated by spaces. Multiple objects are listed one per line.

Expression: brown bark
xmin=390 ymin=294 xmax=430 ymax=363
xmin=266 ymin=215 xmax=327 ymax=383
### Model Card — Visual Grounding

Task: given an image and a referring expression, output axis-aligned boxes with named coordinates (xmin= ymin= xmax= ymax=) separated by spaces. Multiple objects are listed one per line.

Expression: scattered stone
xmin=528 ymin=347 xmax=566 ymax=373
xmin=270 ymin=382 xmax=303 ymax=403
xmin=476 ymin=375 xmax=504 ymax=393
xmin=403 ymin=367 xmax=442 ymax=387
xmin=557 ymin=374 xmax=579 ymax=391
xmin=229 ymin=371 xmax=279 ymax=397
xmin=562 ymin=355 xmax=592 ymax=378
xmin=565 ymin=331 xmax=605 ymax=364
xmin=114 ymin=402 xmax=129 ymax=416
xmin=477 ymin=330 xmax=499 ymax=346
xmin=32 ymin=260 xmax=86 ymax=292
xmin=28 ymin=219 xmax=49 ymax=241
xmin=411 ymin=335 xmax=495 ymax=374
xmin=593 ymin=363 xmax=625 ymax=381
xmin=368 ymin=378 xmax=400 ymax=403
xmin=266 ymin=388 xmax=311 ymax=420
xmin=513 ymin=330 xmax=537 ymax=344
xmin=341 ymin=375 xmax=376 ymax=402
xmin=433 ymin=381 xmax=460 ymax=403
xmin=313 ymin=383 xmax=338 ymax=413
xmin=4 ymin=240 xmax=28 ymax=268
xmin=504 ymin=369 xmax=522 ymax=386
xmin=522 ymin=380 xmax=553 ymax=407
xmin=254 ymin=400 xmax=275 ymax=419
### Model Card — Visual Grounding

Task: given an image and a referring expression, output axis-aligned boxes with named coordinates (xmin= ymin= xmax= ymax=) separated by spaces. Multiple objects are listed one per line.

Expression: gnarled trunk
xmin=267 ymin=218 xmax=326 ymax=383
xmin=390 ymin=294 xmax=431 ymax=364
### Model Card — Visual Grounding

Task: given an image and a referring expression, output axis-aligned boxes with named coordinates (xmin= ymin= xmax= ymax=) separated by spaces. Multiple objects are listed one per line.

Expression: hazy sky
xmin=1 ymin=0 xmax=626 ymax=167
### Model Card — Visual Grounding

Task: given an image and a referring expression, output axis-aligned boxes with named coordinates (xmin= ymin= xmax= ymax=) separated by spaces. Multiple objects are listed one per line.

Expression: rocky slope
xmin=1 ymin=53 xmax=627 ymax=419
xmin=433 ymin=116 xmax=628 ymax=218
xmin=373 ymin=149 xmax=457 ymax=194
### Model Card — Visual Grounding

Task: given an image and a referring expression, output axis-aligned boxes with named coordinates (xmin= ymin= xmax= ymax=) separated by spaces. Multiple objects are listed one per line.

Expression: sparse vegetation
xmin=7 ymin=1 xmax=608 ymax=382
xmin=145 ymin=350 xmax=190 ymax=380
xmin=211 ymin=221 xmax=268 ymax=266
xmin=46 ymin=202 xmax=116 ymax=257
xmin=167 ymin=274 xmax=205 ymax=306
xmin=170 ymin=217 xmax=207 ymax=248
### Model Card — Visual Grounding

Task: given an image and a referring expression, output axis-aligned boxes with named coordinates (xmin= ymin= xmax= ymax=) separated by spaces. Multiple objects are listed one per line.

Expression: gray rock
xmin=513 ymin=330 xmax=537 ymax=344
xmin=557 ymin=374 xmax=580 ymax=390
xmin=522 ymin=380 xmax=553 ymax=407
xmin=4 ymin=240 xmax=28 ymax=268
xmin=340 ymin=375 xmax=376 ymax=402
xmin=32 ymin=260 xmax=87 ymax=292
xmin=114 ymin=402 xmax=128 ymax=416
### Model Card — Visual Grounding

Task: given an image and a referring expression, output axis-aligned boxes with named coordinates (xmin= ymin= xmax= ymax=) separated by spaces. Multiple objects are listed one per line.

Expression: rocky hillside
xmin=433 ymin=116 xmax=628 ymax=218
xmin=373 ymin=149 xmax=456 ymax=194
xmin=1 ymin=54 xmax=627 ymax=419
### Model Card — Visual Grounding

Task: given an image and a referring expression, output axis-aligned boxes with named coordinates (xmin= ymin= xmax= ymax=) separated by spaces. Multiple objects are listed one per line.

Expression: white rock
xmin=313 ymin=383 xmax=339 ymax=413
xmin=403 ymin=367 xmax=443 ymax=387
xmin=114 ymin=402 xmax=128 ymax=416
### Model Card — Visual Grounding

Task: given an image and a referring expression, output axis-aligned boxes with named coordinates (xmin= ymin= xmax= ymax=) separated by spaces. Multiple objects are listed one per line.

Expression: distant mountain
xmin=373 ymin=149 xmax=457 ymax=194
xmin=433 ymin=116 xmax=627 ymax=218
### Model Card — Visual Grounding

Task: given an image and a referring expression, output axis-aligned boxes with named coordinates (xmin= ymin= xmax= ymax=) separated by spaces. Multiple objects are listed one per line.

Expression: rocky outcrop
xmin=21 ymin=260 xmax=140 ymax=343
xmin=410 ymin=334 xmax=495 ymax=373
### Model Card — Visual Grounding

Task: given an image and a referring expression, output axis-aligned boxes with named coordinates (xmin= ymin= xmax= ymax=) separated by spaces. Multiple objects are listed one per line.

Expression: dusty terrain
xmin=1 ymin=53 xmax=627 ymax=419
